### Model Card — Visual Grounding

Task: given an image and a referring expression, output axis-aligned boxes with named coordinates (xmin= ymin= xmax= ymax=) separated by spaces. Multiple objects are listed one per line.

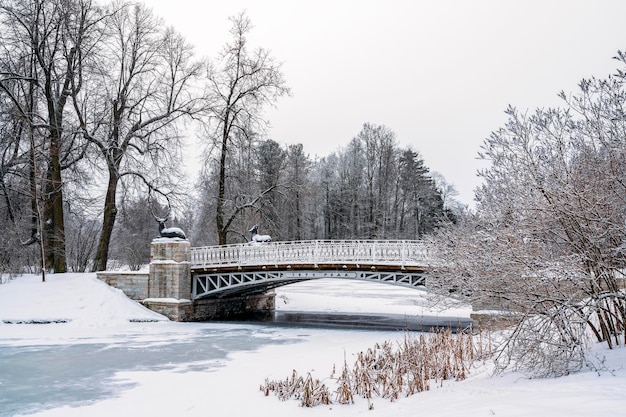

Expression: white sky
xmin=143 ymin=0 xmax=626 ymax=207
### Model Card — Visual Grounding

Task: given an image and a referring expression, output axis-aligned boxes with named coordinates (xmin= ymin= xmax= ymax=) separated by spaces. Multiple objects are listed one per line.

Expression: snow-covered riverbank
xmin=1 ymin=273 xmax=625 ymax=416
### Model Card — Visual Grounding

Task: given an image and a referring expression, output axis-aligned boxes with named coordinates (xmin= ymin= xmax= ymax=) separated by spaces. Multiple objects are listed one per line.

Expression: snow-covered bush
xmin=428 ymin=52 xmax=626 ymax=377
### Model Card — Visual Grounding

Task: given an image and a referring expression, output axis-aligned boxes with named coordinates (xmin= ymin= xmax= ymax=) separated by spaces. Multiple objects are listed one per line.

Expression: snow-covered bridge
xmin=100 ymin=239 xmax=432 ymax=321
xmin=189 ymin=240 xmax=430 ymax=299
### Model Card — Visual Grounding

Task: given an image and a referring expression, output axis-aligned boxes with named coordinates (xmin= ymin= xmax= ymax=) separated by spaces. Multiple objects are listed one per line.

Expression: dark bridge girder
xmin=191 ymin=266 xmax=428 ymax=299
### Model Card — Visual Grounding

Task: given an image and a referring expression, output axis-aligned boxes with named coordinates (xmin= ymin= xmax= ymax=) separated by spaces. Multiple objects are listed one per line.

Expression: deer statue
xmin=249 ymin=225 xmax=271 ymax=243
xmin=152 ymin=207 xmax=187 ymax=240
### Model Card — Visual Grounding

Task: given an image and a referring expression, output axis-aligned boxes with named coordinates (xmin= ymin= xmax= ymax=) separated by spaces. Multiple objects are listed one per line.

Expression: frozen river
xmin=0 ymin=322 xmax=303 ymax=417
xmin=0 ymin=311 xmax=473 ymax=417
xmin=0 ymin=275 xmax=475 ymax=416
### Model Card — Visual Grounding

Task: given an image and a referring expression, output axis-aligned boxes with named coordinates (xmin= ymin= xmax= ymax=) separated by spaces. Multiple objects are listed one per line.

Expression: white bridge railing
xmin=190 ymin=240 xmax=429 ymax=269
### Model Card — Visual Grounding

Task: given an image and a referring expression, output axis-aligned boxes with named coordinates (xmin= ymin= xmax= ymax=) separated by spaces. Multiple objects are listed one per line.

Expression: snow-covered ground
xmin=1 ymin=273 xmax=626 ymax=416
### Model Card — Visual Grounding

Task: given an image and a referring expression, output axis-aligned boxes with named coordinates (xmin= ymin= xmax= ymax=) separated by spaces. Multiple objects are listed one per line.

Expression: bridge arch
xmin=192 ymin=269 xmax=426 ymax=299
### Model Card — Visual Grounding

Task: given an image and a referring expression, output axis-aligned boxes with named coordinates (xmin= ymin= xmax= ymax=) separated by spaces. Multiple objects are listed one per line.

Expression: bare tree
xmin=64 ymin=207 xmax=99 ymax=272
xmin=0 ymin=90 xmax=41 ymax=276
xmin=111 ymin=196 xmax=162 ymax=270
xmin=340 ymin=139 xmax=365 ymax=238
xmin=71 ymin=2 xmax=202 ymax=271
xmin=254 ymin=139 xmax=286 ymax=236
xmin=283 ymin=143 xmax=312 ymax=240
xmin=431 ymin=171 xmax=464 ymax=218
xmin=201 ymin=12 xmax=290 ymax=244
xmin=357 ymin=123 xmax=397 ymax=238
xmin=311 ymin=154 xmax=341 ymax=239
xmin=0 ymin=0 xmax=104 ymax=273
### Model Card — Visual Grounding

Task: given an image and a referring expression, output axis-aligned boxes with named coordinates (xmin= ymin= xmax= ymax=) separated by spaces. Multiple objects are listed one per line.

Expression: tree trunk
xmin=215 ymin=116 xmax=229 ymax=245
xmin=92 ymin=168 xmax=119 ymax=271
xmin=45 ymin=131 xmax=67 ymax=273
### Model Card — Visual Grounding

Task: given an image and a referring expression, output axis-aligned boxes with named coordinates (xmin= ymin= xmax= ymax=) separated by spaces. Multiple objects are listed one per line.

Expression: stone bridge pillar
xmin=143 ymin=239 xmax=193 ymax=321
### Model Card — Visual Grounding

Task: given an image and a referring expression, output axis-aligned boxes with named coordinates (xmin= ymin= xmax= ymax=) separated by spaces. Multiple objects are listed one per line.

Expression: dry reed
xmin=260 ymin=328 xmax=493 ymax=407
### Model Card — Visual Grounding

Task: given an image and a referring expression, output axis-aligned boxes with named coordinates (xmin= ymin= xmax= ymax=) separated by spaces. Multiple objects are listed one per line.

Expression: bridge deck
xmin=191 ymin=263 xmax=426 ymax=274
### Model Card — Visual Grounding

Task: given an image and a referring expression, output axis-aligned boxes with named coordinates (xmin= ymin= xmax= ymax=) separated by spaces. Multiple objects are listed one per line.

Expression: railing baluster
xmin=190 ymin=239 xmax=428 ymax=270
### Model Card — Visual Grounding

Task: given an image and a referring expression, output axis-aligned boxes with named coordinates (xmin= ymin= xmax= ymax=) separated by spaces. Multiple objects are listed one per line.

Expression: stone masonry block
xmin=149 ymin=240 xmax=192 ymax=300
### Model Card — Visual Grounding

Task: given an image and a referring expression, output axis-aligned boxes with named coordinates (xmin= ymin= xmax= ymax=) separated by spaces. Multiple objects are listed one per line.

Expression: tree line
xmin=194 ymin=122 xmax=453 ymax=246
xmin=0 ymin=0 xmax=454 ymax=276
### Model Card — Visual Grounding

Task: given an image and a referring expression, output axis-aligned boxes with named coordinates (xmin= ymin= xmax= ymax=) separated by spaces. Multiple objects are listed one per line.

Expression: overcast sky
xmin=144 ymin=0 xmax=626 ymax=207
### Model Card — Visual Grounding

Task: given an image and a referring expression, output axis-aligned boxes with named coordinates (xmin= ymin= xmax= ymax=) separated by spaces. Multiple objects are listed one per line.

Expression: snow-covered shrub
xmin=428 ymin=55 xmax=626 ymax=376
